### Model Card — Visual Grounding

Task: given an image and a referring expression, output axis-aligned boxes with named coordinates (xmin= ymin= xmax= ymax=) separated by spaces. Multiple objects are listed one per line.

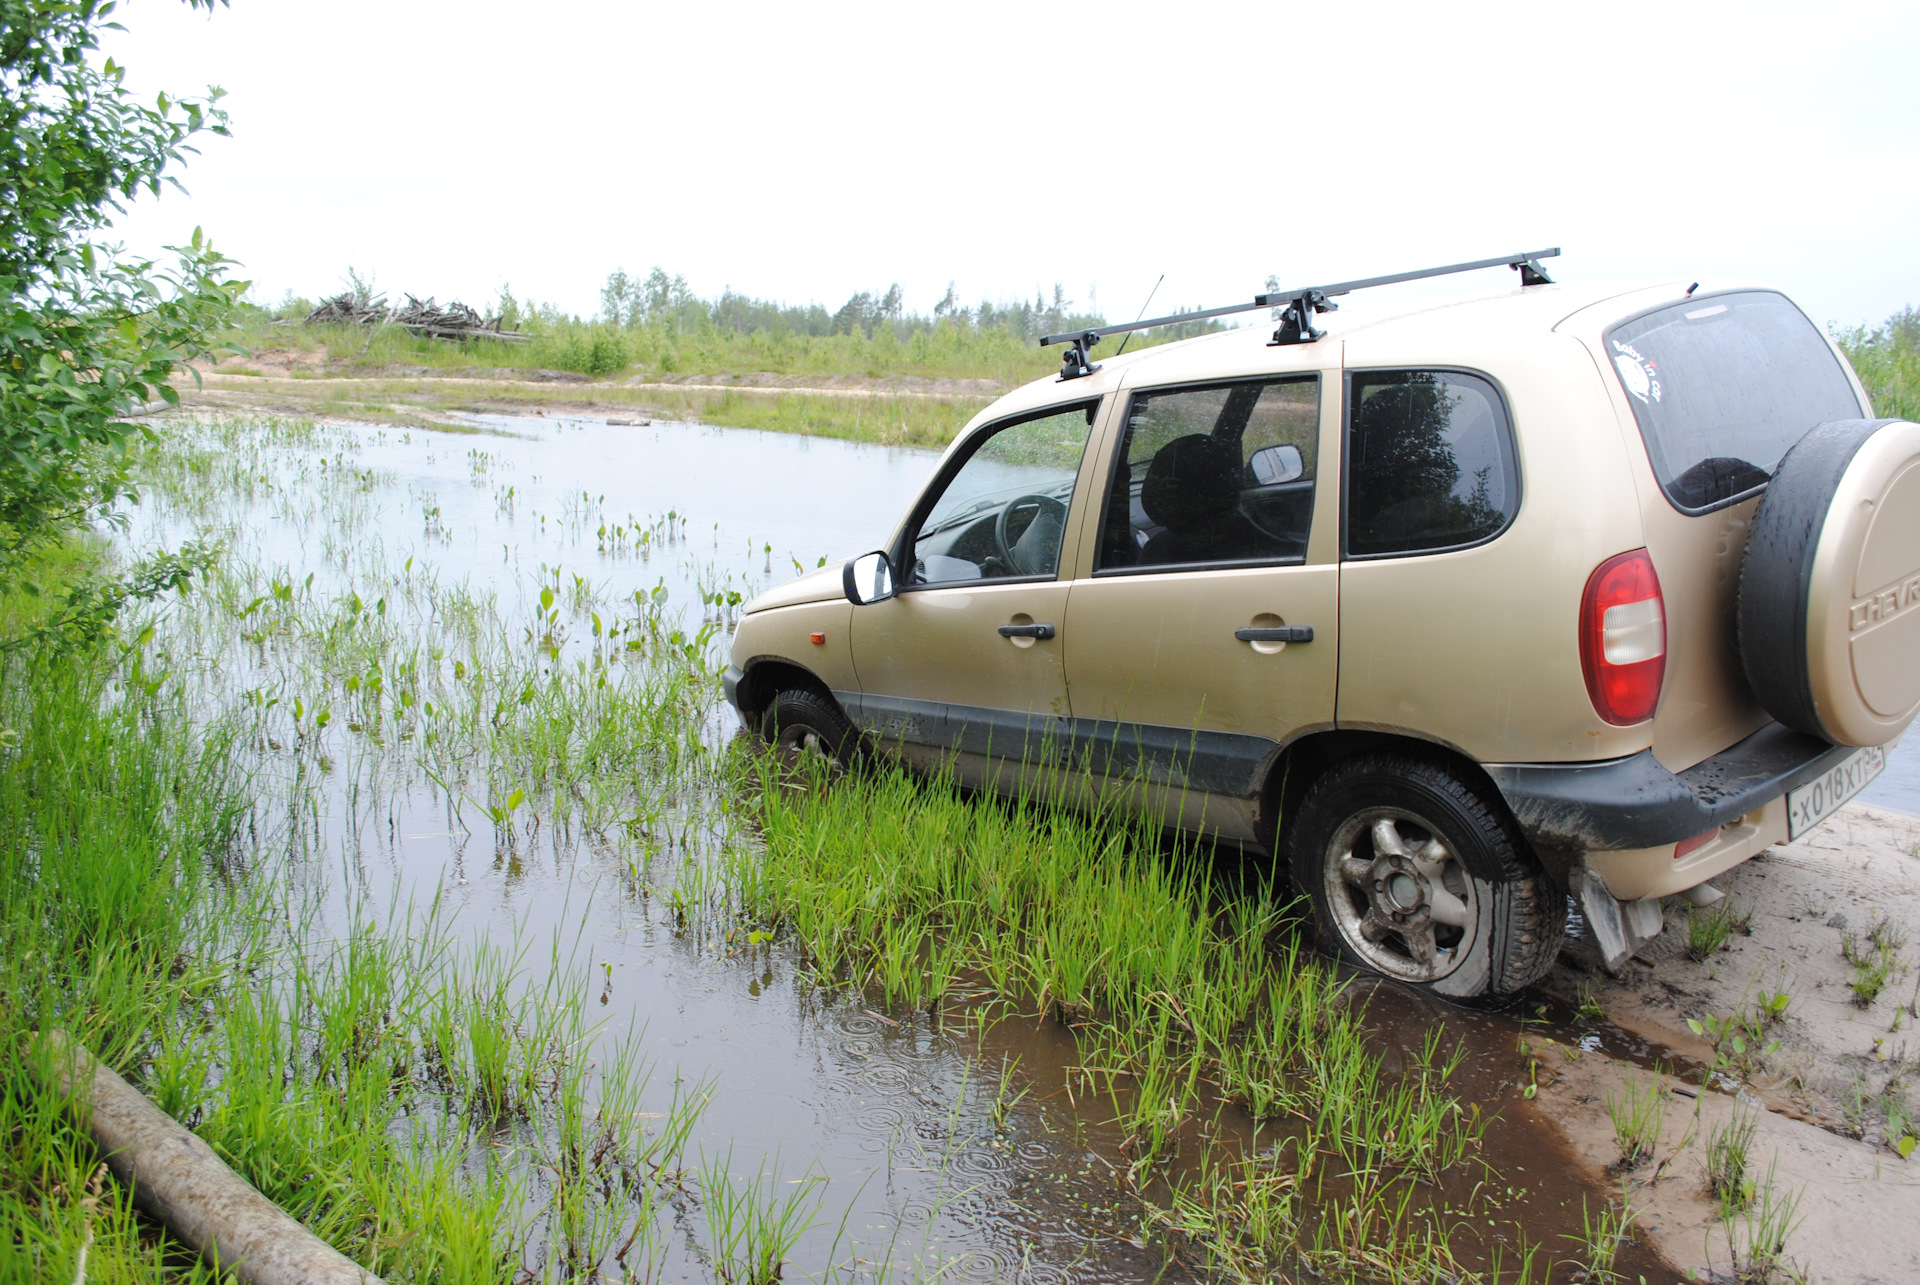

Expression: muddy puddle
xmin=118 ymin=409 xmax=1906 ymax=1281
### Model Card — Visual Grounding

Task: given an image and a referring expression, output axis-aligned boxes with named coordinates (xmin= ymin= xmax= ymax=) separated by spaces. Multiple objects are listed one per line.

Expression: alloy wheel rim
xmin=1322 ymin=807 xmax=1479 ymax=983
xmin=775 ymin=722 xmax=840 ymax=767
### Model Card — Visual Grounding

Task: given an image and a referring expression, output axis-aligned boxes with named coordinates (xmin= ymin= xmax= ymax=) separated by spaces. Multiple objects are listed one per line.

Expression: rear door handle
xmin=998 ymin=623 xmax=1056 ymax=640
xmin=1235 ymin=625 xmax=1313 ymax=643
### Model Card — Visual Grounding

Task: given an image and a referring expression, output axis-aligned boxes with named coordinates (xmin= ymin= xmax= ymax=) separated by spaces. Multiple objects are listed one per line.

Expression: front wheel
xmin=758 ymin=688 xmax=859 ymax=769
xmin=1287 ymin=754 xmax=1564 ymax=1000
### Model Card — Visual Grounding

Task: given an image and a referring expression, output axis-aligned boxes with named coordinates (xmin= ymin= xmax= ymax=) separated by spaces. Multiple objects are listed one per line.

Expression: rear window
xmin=1606 ymin=291 xmax=1862 ymax=513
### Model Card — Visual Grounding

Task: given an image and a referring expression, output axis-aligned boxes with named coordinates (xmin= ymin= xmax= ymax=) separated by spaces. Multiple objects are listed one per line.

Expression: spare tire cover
xmin=1738 ymin=418 xmax=1920 ymax=747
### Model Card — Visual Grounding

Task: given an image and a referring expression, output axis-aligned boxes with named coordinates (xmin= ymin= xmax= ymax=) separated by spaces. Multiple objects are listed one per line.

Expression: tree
xmin=0 ymin=0 xmax=242 ymax=636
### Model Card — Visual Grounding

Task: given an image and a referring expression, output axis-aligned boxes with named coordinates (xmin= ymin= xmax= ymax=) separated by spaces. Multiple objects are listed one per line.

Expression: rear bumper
xmin=1484 ymin=720 xmax=1858 ymax=853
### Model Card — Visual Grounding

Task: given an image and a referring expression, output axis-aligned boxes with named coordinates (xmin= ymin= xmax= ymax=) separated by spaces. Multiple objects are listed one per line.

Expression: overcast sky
xmin=102 ymin=0 xmax=1920 ymax=329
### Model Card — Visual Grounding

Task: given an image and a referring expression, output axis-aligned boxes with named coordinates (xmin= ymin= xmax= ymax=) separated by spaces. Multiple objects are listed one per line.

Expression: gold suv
xmin=726 ymin=257 xmax=1920 ymax=999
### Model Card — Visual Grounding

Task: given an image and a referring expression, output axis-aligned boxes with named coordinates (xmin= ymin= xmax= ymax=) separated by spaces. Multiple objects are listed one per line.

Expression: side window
xmin=1345 ymin=370 xmax=1518 ymax=559
xmin=908 ymin=402 xmax=1097 ymax=587
xmin=1095 ymin=376 xmax=1319 ymax=573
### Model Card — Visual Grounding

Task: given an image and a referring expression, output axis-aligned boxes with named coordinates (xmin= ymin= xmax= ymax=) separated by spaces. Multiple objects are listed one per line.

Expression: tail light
xmin=1674 ymin=827 xmax=1720 ymax=860
xmin=1580 ymin=548 xmax=1666 ymax=725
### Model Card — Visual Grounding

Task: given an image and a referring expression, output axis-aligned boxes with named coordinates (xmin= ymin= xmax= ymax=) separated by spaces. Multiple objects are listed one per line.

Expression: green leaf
xmin=1899 ymin=1135 xmax=1916 ymax=1160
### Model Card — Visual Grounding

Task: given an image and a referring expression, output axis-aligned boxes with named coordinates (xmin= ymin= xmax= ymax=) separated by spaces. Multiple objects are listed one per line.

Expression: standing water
xmin=117 ymin=410 xmax=1736 ymax=1281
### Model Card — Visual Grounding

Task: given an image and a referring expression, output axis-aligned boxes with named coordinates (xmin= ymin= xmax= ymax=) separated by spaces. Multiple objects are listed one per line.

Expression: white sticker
xmin=1612 ymin=341 xmax=1662 ymax=404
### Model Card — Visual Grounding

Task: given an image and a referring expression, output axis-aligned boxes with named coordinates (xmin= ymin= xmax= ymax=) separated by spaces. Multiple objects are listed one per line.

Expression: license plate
xmin=1787 ymin=744 xmax=1887 ymax=839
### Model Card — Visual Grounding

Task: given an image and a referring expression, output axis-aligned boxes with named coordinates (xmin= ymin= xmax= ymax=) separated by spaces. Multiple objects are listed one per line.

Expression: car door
xmin=848 ymin=399 xmax=1106 ymax=787
xmin=1060 ymin=370 xmax=1341 ymax=842
xmin=1334 ymin=366 xmax=1524 ymax=749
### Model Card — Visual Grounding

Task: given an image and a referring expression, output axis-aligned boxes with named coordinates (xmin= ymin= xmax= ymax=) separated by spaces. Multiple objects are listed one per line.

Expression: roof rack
xmin=1040 ymin=247 xmax=1560 ymax=380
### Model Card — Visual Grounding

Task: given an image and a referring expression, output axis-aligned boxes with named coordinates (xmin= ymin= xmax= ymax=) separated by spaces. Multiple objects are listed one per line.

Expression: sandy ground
xmin=1530 ymin=802 xmax=1920 ymax=1283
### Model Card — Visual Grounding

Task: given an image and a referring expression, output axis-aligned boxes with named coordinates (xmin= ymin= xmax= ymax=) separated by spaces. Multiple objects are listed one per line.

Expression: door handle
xmin=1235 ymin=625 xmax=1313 ymax=643
xmin=998 ymin=622 xmax=1056 ymax=640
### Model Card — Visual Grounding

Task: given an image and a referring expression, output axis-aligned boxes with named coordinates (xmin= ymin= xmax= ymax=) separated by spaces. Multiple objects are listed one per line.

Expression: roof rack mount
xmin=1040 ymin=247 xmax=1560 ymax=380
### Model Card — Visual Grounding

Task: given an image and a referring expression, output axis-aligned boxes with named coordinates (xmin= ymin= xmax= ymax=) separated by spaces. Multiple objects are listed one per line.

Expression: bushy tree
xmin=0 ymin=0 xmax=241 ymax=637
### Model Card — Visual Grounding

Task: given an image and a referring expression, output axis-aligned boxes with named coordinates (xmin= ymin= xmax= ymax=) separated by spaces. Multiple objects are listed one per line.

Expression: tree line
xmin=591 ymin=268 xmax=1109 ymax=344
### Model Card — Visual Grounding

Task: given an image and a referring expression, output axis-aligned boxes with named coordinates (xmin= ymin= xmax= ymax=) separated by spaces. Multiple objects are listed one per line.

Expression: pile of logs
xmin=304 ymin=292 xmax=528 ymax=342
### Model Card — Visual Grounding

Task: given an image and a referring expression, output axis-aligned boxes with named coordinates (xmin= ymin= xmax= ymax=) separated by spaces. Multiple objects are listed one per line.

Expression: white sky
xmin=102 ymin=0 xmax=1920 ymax=329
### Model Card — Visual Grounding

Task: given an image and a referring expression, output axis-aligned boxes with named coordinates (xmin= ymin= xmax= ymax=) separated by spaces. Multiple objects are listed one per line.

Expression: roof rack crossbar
xmin=1251 ymin=247 xmax=1561 ymax=311
xmin=1039 ymin=247 xmax=1559 ymax=376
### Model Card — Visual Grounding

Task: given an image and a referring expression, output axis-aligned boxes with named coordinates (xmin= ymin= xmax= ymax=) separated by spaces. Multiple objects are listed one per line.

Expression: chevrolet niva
xmin=724 ymin=250 xmax=1920 ymax=1000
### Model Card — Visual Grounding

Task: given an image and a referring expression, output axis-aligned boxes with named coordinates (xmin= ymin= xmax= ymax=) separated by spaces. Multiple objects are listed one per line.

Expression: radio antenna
xmin=1113 ymin=273 xmax=1165 ymax=357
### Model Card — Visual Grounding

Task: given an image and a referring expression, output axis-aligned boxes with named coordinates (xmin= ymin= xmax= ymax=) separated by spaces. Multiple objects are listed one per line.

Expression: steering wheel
xmin=993 ymin=493 xmax=1069 ymax=574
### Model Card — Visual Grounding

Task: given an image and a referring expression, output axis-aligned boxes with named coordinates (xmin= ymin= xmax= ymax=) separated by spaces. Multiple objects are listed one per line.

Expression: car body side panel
xmin=1334 ymin=332 xmax=1650 ymax=763
xmin=734 ymin=598 xmax=859 ymax=694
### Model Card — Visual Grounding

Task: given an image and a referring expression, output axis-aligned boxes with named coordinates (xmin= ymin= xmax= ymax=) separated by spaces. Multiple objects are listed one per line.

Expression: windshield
xmin=1605 ymin=290 xmax=1862 ymax=513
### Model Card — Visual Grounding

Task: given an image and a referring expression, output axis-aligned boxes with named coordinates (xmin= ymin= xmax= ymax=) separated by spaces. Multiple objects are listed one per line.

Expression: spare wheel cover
xmin=1738 ymin=418 xmax=1920 ymax=747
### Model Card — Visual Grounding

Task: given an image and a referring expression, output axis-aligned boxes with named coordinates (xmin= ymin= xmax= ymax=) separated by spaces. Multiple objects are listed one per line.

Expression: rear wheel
xmin=1288 ymin=753 xmax=1563 ymax=1000
xmin=758 ymin=689 xmax=858 ymax=769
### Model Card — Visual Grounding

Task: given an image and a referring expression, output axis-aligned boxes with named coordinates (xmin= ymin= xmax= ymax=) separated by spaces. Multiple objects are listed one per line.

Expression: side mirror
xmin=843 ymin=550 xmax=895 ymax=605
xmin=1248 ymin=443 xmax=1304 ymax=486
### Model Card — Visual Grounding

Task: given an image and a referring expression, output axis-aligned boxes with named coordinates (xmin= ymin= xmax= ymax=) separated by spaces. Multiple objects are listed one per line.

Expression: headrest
xmin=1140 ymin=435 xmax=1240 ymax=532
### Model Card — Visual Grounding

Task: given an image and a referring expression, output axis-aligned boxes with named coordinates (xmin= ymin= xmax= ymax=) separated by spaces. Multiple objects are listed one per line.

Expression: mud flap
xmin=1571 ymin=869 xmax=1665 ymax=973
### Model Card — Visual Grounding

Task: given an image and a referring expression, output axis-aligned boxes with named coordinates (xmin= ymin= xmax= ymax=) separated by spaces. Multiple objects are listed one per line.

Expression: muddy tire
xmin=759 ymin=688 xmax=859 ymax=769
xmin=1288 ymin=754 xmax=1564 ymax=1000
xmin=1738 ymin=417 xmax=1920 ymax=747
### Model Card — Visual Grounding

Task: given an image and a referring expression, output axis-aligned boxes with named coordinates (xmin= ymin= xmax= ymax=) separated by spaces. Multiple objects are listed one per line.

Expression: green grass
xmin=1724 ymin=1161 xmax=1803 ymax=1284
xmin=720 ymin=758 xmax=1489 ymax=1279
xmin=1836 ymin=306 xmax=1920 ymax=422
xmin=1706 ymin=1108 xmax=1758 ymax=1212
xmin=1687 ymin=899 xmax=1749 ymax=959
xmin=230 ymin=313 xmax=1072 ymax=386
xmin=1842 ymin=917 xmax=1909 ymax=1008
xmin=1605 ymin=1075 xmax=1663 ymax=1170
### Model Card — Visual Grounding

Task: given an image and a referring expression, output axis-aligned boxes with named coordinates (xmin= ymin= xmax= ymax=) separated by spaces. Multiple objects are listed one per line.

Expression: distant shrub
xmin=532 ymin=324 xmax=628 ymax=376
xmin=1836 ymin=306 xmax=1919 ymax=422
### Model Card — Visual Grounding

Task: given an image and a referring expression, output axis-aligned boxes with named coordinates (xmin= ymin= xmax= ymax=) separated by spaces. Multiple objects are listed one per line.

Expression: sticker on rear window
xmin=1612 ymin=341 xmax=1661 ymax=404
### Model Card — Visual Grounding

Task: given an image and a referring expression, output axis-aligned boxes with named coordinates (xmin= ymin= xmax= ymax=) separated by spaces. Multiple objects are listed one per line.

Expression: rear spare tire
xmin=1738 ymin=418 xmax=1920 ymax=747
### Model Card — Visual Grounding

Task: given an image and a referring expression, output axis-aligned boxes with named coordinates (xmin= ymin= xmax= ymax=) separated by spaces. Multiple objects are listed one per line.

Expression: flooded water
xmin=123 ymin=407 xmax=1875 ymax=1282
